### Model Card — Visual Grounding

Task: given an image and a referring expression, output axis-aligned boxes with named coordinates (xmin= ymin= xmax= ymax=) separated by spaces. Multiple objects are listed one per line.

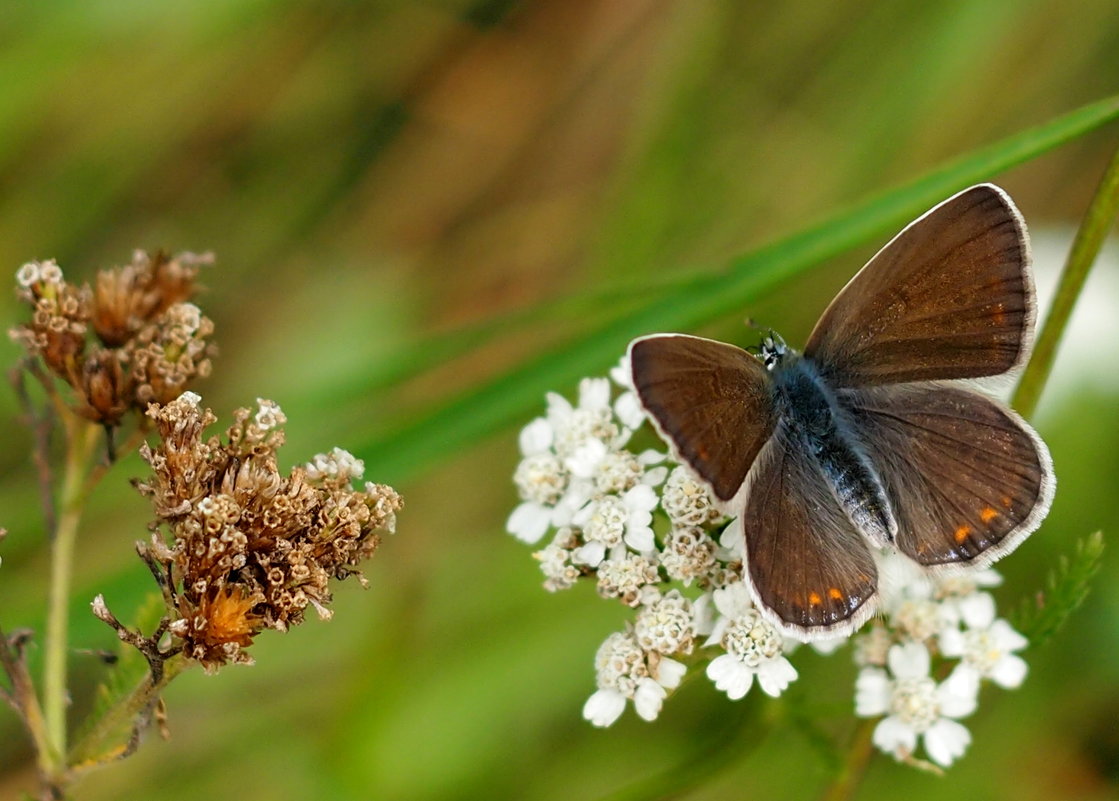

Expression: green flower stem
xmin=819 ymin=718 xmax=876 ymax=801
xmin=1013 ymin=142 xmax=1119 ymax=419
xmin=42 ymin=417 xmax=101 ymax=773
xmin=68 ymin=653 xmax=189 ymax=773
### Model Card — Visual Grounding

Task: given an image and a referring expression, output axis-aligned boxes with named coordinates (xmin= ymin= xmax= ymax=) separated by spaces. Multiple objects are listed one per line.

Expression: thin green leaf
xmin=332 ymin=271 xmax=710 ymax=398
xmin=1013 ymin=531 xmax=1105 ymax=646
xmin=360 ymin=94 xmax=1119 ymax=484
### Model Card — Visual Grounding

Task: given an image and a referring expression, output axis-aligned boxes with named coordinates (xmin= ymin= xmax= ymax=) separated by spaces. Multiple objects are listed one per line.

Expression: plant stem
xmin=819 ymin=718 xmax=876 ymax=801
xmin=68 ymin=653 xmax=188 ymax=773
xmin=82 ymin=425 xmax=147 ymax=498
xmin=0 ymin=624 xmax=53 ymax=777
xmin=41 ymin=417 xmax=101 ymax=774
xmin=1013 ymin=143 xmax=1119 ymax=418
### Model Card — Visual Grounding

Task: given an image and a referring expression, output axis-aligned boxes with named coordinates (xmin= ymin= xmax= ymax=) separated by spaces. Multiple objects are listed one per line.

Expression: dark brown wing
xmin=739 ymin=430 xmax=878 ymax=639
xmin=628 ymin=334 xmax=776 ymax=503
xmin=805 ymin=184 xmax=1033 ymax=386
xmin=839 ymin=383 xmax=1054 ymax=567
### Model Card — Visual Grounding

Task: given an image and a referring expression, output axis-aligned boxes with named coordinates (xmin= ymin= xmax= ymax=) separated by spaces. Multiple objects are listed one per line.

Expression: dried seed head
xmin=74 ymin=348 xmax=133 ymax=425
xmin=92 ymin=250 xmax=209 ymax=346
xmin=130 ymin=302 xmax=215 ymax=406
xmin=139 ymin=394 xmax=402 ymax=672
xmin=10 ymin=252 xmax=215 ymax=425
xmin=10 ymin=259 xmax=91 ymax=378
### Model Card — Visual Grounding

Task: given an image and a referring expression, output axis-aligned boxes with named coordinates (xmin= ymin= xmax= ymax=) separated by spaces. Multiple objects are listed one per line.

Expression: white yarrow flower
xmin=659 ymin=526 xmax=718 ymax=586
xmin=661 ymin=466 xmax=722 ymax=528
xmin=533 ymin=527 xmax=582 ymax=592
xmin=596 ymin=548 xmax=660 ymax=606
xmin=892 ymin=598 xmax=949 ymax=642
xmin=16 ymin=261 xmax=42 ymax=287
xmin=939 ymin=592 xmax=1028 ymax=689
xmin=634 ymin=589 xmax=696 ymax=655
xmin=583 ymin=630 xmax=684 ymax=727
xmin=856 ymin=641 xmax=978 ymax=767
xmin=547 ymin=378 xmax=623 ymax=458
xmin=572 ymin=484 xmax=658 ymax=566
xmin=705 ymin=583 xmax=797 ymax=699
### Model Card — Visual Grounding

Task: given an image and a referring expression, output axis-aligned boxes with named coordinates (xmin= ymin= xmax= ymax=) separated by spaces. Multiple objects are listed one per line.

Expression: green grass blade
xmin=359 ymin=94 xmax=1119 ymax=484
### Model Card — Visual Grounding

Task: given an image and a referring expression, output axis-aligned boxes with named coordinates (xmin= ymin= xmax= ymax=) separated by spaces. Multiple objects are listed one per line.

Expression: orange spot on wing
xmin=827 ymin=587 xmax=844 ymax=601
xmin=696 ymin=446 xmax=710 ymax=461
xmin=980 ymin=506 xmax=998 ymax=523
xmin=1001 ymin=495 xmax=1013 ymax=508
xmin=993 ymin=302 xmax=1006 ymax=324
xmin=954 ymin=524 xmax=972 ymax=543
xmin=808 ymin=591 xmax=822 ymax=606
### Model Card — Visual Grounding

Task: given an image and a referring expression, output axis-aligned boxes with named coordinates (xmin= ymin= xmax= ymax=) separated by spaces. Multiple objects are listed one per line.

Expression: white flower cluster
xmin=508 ymin=360 xmax=798 ymax=727
xmin=507 ymin=361 xmax=1030 ymax=764
xmin=854 ymin=554 xmax=1028 ymax=768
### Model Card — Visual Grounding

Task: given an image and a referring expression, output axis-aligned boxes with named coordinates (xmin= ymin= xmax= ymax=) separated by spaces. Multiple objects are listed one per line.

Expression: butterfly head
xmin=759 ymin=331 xmax=789 ymax=371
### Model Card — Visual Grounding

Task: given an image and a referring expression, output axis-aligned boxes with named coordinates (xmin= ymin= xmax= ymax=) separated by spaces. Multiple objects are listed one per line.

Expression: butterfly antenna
xmin=743 ymin=318 xmax=770 ymax=356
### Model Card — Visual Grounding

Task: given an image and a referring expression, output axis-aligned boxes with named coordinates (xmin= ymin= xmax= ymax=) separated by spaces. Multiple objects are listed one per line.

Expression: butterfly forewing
xmin=805 ymin=184 xmax=1033 ymax=386
xmin=740 ymin=432 xmax=878 ymax=636
xmin=840 ymin=383 xmax=1054 ymax=567
xmin=629 ymin=335 xmax=776 ymax=503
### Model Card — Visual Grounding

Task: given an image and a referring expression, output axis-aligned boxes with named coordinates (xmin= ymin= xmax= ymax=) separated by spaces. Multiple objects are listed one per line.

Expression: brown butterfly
xmin=628 ymin=184 xmax=1055 ymax=640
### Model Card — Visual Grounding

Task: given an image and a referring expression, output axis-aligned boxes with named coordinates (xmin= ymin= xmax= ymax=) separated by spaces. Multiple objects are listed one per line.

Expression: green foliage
xmin=74 ymin=593 xmax=166 ymax=755
xmin=1013 ymin=531 xmax=1106 ymax=647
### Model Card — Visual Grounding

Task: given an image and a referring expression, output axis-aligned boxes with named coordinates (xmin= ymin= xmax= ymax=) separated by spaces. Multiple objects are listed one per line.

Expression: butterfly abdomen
xmin=773 ymin=357 xmax=895 ymax=547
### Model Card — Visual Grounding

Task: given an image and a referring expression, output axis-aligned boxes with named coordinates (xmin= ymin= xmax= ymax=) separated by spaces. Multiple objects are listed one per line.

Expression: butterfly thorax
xmin=771 ymin=354 xmax=896 ymax=547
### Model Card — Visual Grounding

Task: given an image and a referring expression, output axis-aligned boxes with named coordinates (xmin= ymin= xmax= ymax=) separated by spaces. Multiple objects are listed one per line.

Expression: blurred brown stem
xmin=0 ymin=624 xmax=54 ymax=781
xmin=10 ymin=361 xmax=59 ymax=537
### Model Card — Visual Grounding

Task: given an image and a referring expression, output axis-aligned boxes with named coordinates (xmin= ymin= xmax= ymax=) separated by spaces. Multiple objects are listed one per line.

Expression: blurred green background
xmin=1 ymin=1 xmax=1119 ymax=799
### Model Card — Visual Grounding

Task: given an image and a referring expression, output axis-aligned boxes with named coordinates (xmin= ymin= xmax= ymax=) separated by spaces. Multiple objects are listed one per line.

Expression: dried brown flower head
xmin=137 ymin=392 xmax=402 ymax=672
xmin=10 ymin=251 xmax=215 ymax=426
xmin=92 ymin=250 xmax=203 ymax=346
xmin=12 ymin=259 xmax=90 ymax=378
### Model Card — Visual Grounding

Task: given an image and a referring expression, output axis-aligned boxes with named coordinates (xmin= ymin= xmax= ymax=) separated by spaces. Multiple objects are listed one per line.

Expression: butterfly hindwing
xmin=739 ymin=429 xmax=879 ymax=637
xmin=629 ymin=334 xmax=776 ymax=503
xmin=840 ymin=383 xmax=1054 ymax=567
xmin=805 ymin=184 xmax=1033 ymax=386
